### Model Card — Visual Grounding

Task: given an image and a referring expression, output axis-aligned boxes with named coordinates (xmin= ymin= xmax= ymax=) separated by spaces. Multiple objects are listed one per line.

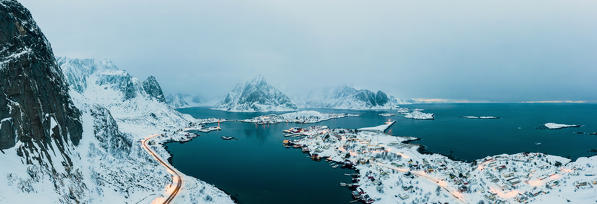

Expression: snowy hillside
xmin=166 ymin=93 xmax=202 ymax=108
xmin=301 ymin=86 xmax=410 ymax=110
xmin=215 ymin=76 xmax=297 ymax=112
xmin=57 ymin=57 xmax=235 ymax=203
xmin=1 ymin=5 xmax=234 ymax=201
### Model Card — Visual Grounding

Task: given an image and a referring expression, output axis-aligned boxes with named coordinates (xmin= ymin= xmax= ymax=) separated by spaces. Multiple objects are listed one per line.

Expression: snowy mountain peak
xmin=142 ymin=76 xmax=166 ymax=103
xmin=215 ymin=76 xmax=297 ymax=112
xmin=249 ymin=74 xmax=266 ymax=84
xmin=57 ymin=57 xmax=167 ymax=103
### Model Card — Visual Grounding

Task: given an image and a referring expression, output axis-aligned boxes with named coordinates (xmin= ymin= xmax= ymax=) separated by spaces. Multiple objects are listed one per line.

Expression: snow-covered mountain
xmin=57 ymin=57 xmax=168 ymax=104
xmin=166 ymin=93 xmax=202 ymax=108
xmin=56 ymin=57 xmax=233 ymax=203
xmin=215 ymin=76 xmax=297 ymax=112
xmin=302 ymin=86 xmax=410 ymax=110
xmin=1 ymin=2 xmax=233 ymax=203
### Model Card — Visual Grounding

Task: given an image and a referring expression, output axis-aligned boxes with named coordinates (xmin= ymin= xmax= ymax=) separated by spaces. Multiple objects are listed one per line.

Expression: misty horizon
xmin=20 ymin=0 xmax=597 ymax=103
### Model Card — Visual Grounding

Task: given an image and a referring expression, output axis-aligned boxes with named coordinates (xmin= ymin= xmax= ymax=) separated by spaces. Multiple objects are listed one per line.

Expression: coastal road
xmin=142 ymin=134 xmax=183 ymax=204
xmin=338 ymin=141 xmax=466 ymax=202
xmin=374 ymin=162 xmax=465 ymax=202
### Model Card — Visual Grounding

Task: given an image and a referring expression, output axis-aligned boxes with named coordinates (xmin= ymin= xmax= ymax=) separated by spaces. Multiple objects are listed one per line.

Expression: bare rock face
xmin=142 ymin=76 xmax=166 ymax=103
xmin=90 ymin=105 xmax=132 ymax=159
xmin=350 ymin=88 xmax=390 ymax=107
xmin=0 ymin=0 xmax=82 ymax=168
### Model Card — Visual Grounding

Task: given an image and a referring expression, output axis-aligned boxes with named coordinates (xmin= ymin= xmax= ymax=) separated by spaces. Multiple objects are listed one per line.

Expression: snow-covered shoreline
xmin=240 ymin=110 xmax=358 ymax=124
xmin=464 ymin=116 xmax=499 ymax=119
xmin=403 ymin=110 xmax=434 ymax=120
xmin=544 ymin=123 xmax=581 ymax=129
xmin=284 ymin=123 xmax=597 ymax=203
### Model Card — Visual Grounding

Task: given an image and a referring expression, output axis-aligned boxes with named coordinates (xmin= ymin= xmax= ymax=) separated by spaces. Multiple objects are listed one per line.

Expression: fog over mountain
xmin=20 ymin=0 xmax=597 ymax=102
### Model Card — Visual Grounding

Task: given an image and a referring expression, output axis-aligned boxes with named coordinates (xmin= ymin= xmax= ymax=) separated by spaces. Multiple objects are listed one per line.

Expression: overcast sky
xmin=20 ymin=0 xmax=597 ymax=102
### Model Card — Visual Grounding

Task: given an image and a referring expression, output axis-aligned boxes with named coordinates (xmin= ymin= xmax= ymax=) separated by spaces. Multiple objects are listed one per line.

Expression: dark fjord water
xmin=166 ymin=103 xmax=597 ymax=204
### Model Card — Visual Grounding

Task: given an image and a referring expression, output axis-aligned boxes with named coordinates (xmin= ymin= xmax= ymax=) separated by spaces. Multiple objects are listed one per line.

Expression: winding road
xmin=142 ymin=134 xmax=183 ymax=204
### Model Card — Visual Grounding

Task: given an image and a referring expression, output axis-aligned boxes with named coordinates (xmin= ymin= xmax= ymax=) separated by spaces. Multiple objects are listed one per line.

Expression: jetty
xmin=357 ymin=120 xmax=395 ymax=133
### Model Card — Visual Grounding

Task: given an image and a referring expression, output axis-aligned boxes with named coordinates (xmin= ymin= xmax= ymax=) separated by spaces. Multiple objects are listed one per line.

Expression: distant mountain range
xmin=213 ymin=76 xmax=410 ymax=112
xmin=300 ymin=86 xmax=412 ymax=110
xmin=166 ymin=93 xmax=202 ymax=108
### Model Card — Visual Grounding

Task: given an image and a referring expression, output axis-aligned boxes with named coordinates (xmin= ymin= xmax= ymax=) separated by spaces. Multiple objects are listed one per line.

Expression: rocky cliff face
xmin=0 ymin=1 xmax=88 ymax=202
xmin=216 ymin=76 xmax=297 ymax=112
xmin=0 ymin=0 xmax=82 ymax=165
xmin=89 ymin=105 xmax=132 ymax=159
xmin=348 ymin=88 xmax=390 ymax=107
xmin=142 ymin=76 xmax=166 ymax=103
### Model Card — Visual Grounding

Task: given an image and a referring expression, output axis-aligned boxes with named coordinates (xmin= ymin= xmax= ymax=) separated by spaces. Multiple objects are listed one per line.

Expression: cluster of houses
xmin=282 ymin=123 xmax=597 ymax=203
xmin=240 ymin=111 xmax=357 ymax=124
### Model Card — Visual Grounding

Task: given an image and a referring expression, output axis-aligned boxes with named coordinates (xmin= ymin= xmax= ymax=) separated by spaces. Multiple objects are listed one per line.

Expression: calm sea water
xmin=166 ymin=103 xmax=597 ymax=204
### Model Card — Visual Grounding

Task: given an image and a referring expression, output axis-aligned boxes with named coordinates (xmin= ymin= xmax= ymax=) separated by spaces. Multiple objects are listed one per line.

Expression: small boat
xmin=360 ymin=194 xmax=374 ymax=204
xmin=221 ymin=136 xmax=234 ymax=140
xmin=347 ymin=184 xmax=360 ymax=189
xmin=351 ymin=191 xmax=361 ymax=199
xmin=343 ymin=160 xmax=353 ymax=168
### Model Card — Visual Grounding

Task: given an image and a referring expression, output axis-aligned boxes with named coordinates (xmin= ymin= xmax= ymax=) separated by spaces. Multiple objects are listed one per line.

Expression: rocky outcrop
xmin=351 ymin=89 xmax=390 ymax=107
xmin=0 ymin=0 xmax=82 ymax=167
xmin=89 ymin=105 xmax=132 ymax=159
xmin=142 ymin=76 xmax=166 ymax=103
xmin=96 ymin=70 xmax=138 ymax=101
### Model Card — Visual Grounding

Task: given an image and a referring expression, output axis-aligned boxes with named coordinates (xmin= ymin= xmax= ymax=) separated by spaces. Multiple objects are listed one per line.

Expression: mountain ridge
xmin=300 ymin=85 xmax=409 ymax=110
